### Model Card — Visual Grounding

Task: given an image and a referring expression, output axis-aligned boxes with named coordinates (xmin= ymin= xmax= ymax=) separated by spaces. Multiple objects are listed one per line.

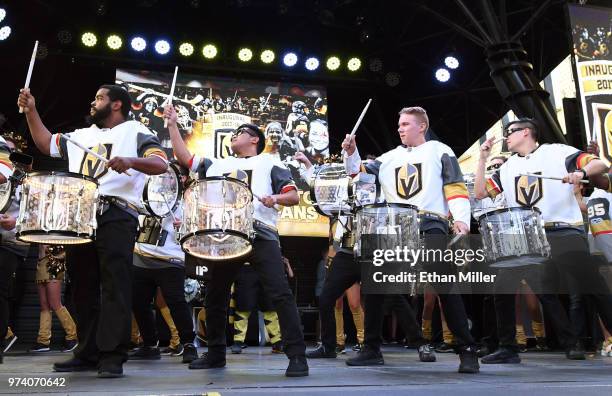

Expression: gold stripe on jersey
xmin=443 ymin=182 xmax=469 ymax=201
xmin=486 ymin=178 xmax=501 ymax=198
xmin=576 ymin=153 xmax=597 ymax=170
xmin=591 ymin=219 xmax=612 ymax=236
xmin=0 ymin=151 xmax=13 ymax=172
xmin=142 ymin=147 xmax=168 ymax=160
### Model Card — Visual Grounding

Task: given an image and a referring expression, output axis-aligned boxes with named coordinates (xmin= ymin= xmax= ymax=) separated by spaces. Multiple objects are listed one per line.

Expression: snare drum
xmin=354 ymin=203 xmax=420 ymax=258
xmin=310 ymin=163 xmax=352 ymax=217
xmin=478 ymin=207 xmax=550 ymax=267
xmin=141 ymin=162 xmax=182 ymax=218
xmin=179 ymin=176 xmax=254 ymax=261
xmin=0 ymin=178 xmax=13 ymax=214
xmin=16 ymin=172 xmax=98 ymax=244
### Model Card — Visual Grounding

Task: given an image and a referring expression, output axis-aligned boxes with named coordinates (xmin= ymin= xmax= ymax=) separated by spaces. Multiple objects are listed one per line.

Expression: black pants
xmin=65 ymin=206 xmax=138 ymax=365
xmin=0 ymin=248 xmax=20 ymax=349
xmin=205 ymin=236 xmax=305 ymax=359
xmin=132 ymin=265 xmax=195 ymax=346
xmin=365 ymin=294 xmax=425 ymax=347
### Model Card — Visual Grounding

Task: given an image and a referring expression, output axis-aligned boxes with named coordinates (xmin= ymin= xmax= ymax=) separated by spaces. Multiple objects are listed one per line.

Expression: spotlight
xmin=444 ymin=56 xmax=459 ymax=69
xmin=435 ymin=68 xmax=450 ymax=82
xmin=179 ymin=42 xmax=194 ymax=56
xmin=130 ymin=37 xmax=147 ymax=52
xmin=385 ymin=72 xmax=401 ymax=87
xmin=154 ymin=39 xmax=170 ymax=55
xmin=107 ymin=34 xmax=122 ymax=50
xmin=305 ymin=57 xmax=320 ymax=71
xmin=0 ymin=26 xmax=10 ymax=41
xmin=202 ymin=44 xmax=217 ymax=59
xmin=238 ymin=48 xmax=253 ymax=62
xmin=57 ymin=30 xmax=73 ymax=44
xmin=261 ymin=49 xmax=275 ymax=64
xmin=347 ymin=57 xmax=361 ymax=71
xmin=81 ymin=32 xmax=97 ymax=47
xmin=0 ymin=8 xmax=5 ymax=23
xmin=283 ymin=52 xmax=298 ymax=67
xmin=368 ymin=58 xmax=383 ymax=72
xmin=326 ymin=56 xmax=340 ymax=71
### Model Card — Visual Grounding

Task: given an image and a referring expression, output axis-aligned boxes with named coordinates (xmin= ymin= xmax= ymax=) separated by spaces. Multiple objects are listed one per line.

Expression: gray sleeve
xmin=440 ymin=153 xmax=464 ymax=185
xmin=271 ymin=165 xmax=297 ymax=194
xmin=196 ymin=158 xmax=214 ymax=179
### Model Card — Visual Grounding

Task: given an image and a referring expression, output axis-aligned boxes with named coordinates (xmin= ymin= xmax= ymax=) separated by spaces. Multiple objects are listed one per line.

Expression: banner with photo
xmin=116 ymin=69 xmax=330 ymax=237
xmin=568 ymin=4 xmax=612 ymax=164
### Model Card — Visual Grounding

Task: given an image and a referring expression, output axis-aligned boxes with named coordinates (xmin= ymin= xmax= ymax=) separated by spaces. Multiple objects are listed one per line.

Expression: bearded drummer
xmin=17 ymin=86 xmax=168 ymax=378
xmin=474 ymin=117 xmax=612 ymax=364
xmin=164 ymin=105 xmax=309 ymax=377
xmin=341 ymin=106 xmax=479 ymax=373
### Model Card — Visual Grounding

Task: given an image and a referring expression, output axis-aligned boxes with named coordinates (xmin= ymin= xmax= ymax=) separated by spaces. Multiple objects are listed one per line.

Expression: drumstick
xmin=19 ymin=41 xmax=39 ymax=114
xmin=262 ymin=92 xmax=271 ymax=110
xmin=252 ymin=192 xmax=280 ymax=210
xmin=161 ymin=193 xmax=178 ymax=222
xmin=341 ymin=98 xmax=372 ymax=156
xmin=520 ymin=172 xmax=588 ymax=184
xmin=447 ymin=233 xmax=465 ymax=248
xmin=492 ymin=137 xmax=506 ymax=145
xmin=164 ymin=66 xmax=178 ymax=128
xmin=60 ymin=134 xmax=132 ymax=176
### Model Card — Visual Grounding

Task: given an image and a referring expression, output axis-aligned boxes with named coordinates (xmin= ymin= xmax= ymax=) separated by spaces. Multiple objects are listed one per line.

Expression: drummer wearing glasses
xmin=165 ymin=105 xmax=309 ymax=377
xmin=475 ymin=117 xmax=612 ymax=364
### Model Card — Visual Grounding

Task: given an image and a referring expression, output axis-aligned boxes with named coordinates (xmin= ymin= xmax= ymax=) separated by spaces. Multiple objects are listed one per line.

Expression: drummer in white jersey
xmin=164 ymin=105 xmax=309 ymax=377
xmin=17 ymin=85 xmax=168 ymax=378
xmin=342 ymin=106 xmax=479 ymax=374
xmin=475 ymin=117 xmax=612 ymax=363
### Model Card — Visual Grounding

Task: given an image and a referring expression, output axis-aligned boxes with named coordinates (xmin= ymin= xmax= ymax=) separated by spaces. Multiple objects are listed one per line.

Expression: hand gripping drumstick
xmin=520 ymin=172 xmax=588 ymax=184
xmin=164 ymin=66 xmax=178 ymax=128
xmin=19 ymin=41 xmax=39 ymax=114
xmin=252 ymin=192 xmax=280 ymax=210
xmin=341 ymin=98 xmax=372 ymax=156
xmin=60 ymin=134 xmax=132 ymax=176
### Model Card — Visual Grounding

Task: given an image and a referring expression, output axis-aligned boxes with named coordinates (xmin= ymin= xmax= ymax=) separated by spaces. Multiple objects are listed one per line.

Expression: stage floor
xmin=1 ymin=345 xmax=612 ymax=395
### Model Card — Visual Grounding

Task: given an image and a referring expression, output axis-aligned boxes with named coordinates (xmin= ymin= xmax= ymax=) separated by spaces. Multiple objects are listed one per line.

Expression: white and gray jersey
xmin=586 ymin=188 xmax=612 ymax=262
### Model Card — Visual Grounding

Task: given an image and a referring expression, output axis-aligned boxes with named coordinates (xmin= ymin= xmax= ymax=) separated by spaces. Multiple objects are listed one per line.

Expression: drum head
xmin=0 ymin=179 xmax=13 ymax=214
xmin=310 ymin=164 xmax=352 ymax=217
xmin=142 ymin=163 xmax=182 ymax=217
xmin=181 ymin=230 xmax=252 ymax=261
xmin=17 ymin=231 xmax=94 ymax=245
xmin=489 ymin=255 xmax=547 ymax=268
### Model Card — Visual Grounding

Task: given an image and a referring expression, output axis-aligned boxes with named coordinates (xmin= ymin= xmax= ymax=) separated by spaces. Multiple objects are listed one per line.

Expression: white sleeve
xmin=448 ymin=198 xmax=471 ymax=226
xmin=49 ymin=133 xmax=62 ymax=158
xmin=343 ymin=148 xmax=362 ymax=176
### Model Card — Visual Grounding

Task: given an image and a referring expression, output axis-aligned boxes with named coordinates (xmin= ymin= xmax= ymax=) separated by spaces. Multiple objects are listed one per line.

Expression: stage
xmin=1 ymin=345 xmax=611 ymax=395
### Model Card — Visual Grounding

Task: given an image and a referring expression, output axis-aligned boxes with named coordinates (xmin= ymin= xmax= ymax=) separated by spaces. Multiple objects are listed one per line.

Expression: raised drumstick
xmin=521 ymin=172 xmax=588 ymax=184
xmin=164 ymin=66 xmax=178 ymax=128
xmin=341 ymin=98 xmax=372 ymax=156
xmin=61 ymin=134 xmax=132 ymax=176
xmin=19 ymin=41 xmax=39 ymax=113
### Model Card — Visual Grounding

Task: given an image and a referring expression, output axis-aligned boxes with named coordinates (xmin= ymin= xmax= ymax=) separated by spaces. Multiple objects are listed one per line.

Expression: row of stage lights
xmin=0 ymin=8 xmax=11 ymax=41
xmin=81 ymin=32 xmax=362 ymax=72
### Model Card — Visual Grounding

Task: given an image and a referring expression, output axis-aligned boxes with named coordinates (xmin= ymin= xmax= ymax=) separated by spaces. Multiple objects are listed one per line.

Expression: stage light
xmin=202 ymin=44 xmax=217 ymax=59
xmin=347 ymin=57 xmax=361 ymax=71
xmin=283 ymin=52 xmax=298 ymax=67
xmin=131 ymin=37 xmax=147 ymax=52
xmin=435 ymin=68 xmax=450 ymax=82
xmin=385 ymin=72 xmax=401 ymax=87
xmin=106 ymin=34 xmax=122 ymax=50
xmin=444 ymin=56 xmax=459 ymax=69
xmin=305 ymin=57 xmax=319 ymax=71
xmin=155 ymin=39 xmax=170 ymax=55
xmin=326 ymin=56 xmax=340 ymax=71
xmin=81 ymin=32 xmax=97 ymax=47
xmin=0 ymin=8 xmax=5 ymax=23
xmin=369 ymin=58 xmax=383 ymax=72
xmin=238 ymin=48 xmax=253 ymax=62
xmin=261 ymin=49 xmax=275 ymax=64
xmin=0 ymin=26 xmax=10 ymax=41
xmin=57 ymin=30 xmax=73 ymax=44
xmin=179 ymin=42 xmax=194 ymax=56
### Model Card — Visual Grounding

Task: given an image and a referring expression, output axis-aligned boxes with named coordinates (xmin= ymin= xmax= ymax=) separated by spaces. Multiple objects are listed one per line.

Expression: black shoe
xmin=188 ymin=352 xmax=226 ymax=369
xmin=566 ymin=341 xmax=586 ymax=360
xmin=182 ymin=343 xmax=198 ymax=364
xmin=336 ymin=344 xmax=346 ymax=354
xmin=481 ymin=347 xmax=521 ymax=364
xmin=161 ymin=344 xmax=184 ymax=356
xmin=458 ymin=347 xmax=480 ymax=374
xmin=285 ymin=355 xmax=309 ymax=377
xmin=435 ymin=342 xmax=454 ymax=353
xmin=418 ymin=344 xmax=437 ymax=362
xmin=518 ymin=344 xmax=527 ymax=353
xmin=128 ymin=342 xmax=143 ymax=352
xmin=352 ymin=343 xmax=364 ymax=352
xmin=53 ymin=357 xmax=97 ymax=372
xmin=535 ymin=337 xmax=549 ymax=351
xmin=476 ymin=345 xmax=491 ymax=358
xmin=271 ymin=341 xmax=284 ymax=354
xmin=29 ymin=343 xmax=50 ymax=353
xmin=231 ymin=341 xmax=245 ymax=354
xmin=98 ymin=362 xmax=123 ymax=378
xmin=346 ymin=345 xmax=384 ymax=366
xmin=62 ymin=340 xmax=78 ymax=352
xmin=129 ymin=346 xmax=161 ymax=360
xmin=305 ymin=345 xmax=336 ymax=359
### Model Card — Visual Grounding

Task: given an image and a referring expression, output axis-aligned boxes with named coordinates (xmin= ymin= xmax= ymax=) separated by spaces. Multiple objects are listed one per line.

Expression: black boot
xmin=305 ymin=345 xmax=336 ymax=359
xmin=285 ymin=355 xmax=309 ymax=377
xmin=346 ymin=345 xmax=384 ymax=366
xmin=481 ymin=347 xmax=521 ymax=364
xmin=188 ymin=352 xmax=226 ymax=369
xmin=53 ymin=357 xmax=98 ymax=372
xmin=128 ymin=346 xmax=161 ymax=360
xmin=458 ymin=347 xmax=480 ymax=373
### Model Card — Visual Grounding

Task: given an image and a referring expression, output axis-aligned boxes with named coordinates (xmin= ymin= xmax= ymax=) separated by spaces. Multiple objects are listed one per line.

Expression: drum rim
xmin=26 ymin=171 xmax=99 ymax=185
xmin=355 ymin=202 xmax=419 ymax=212
xmin=16 ymin=229 xmax=94 ymax=243
xmin=187 ymin=176 xmax=253 ymax=201
xmin=477 ymin=206 xmax=542 ymax=222
xmin=310 ymin=163 xmax=352 ymax=218
xmin=142 ymin=162 xmax=183 ymax=218
xmin=0 ymin=178 xmax=13 ymax=214
xmin=180 ymin=229 xmax=253 ymax=261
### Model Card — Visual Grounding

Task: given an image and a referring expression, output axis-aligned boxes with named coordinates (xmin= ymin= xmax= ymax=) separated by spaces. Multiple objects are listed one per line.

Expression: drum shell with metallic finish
xmin=141 ymin=162 xmax=182 ymax=218
xmin=477 ymin=207 xmax=551 ymax=267
xmin=310 ymin=163 xmax=353 ymax=217
xmin=179 ymin=176 xmax=254 ymax=261
xmin=16 ymin=171 xmax=99 ymax=245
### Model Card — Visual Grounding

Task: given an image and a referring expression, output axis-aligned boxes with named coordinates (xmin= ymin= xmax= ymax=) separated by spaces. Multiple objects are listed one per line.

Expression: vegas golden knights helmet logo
xmin=78 ymin=143 xmax=113 ymax=179
xmin=515 ymin=173 xmax=543 ymax=206
xmin=395 ymin=163 xmax=422 ymax=199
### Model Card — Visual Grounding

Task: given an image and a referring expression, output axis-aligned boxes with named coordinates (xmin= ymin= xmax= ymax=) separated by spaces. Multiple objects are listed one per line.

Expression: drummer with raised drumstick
xmin=17 ymin=85 xmax=168 ymax=378
xmin=474 ymin=117 xmax=612 ymax=364
xmin=164 ymin=104 xmax=309 ymax=377
xmin=342 ymin=106 xmax=479 ymax=374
